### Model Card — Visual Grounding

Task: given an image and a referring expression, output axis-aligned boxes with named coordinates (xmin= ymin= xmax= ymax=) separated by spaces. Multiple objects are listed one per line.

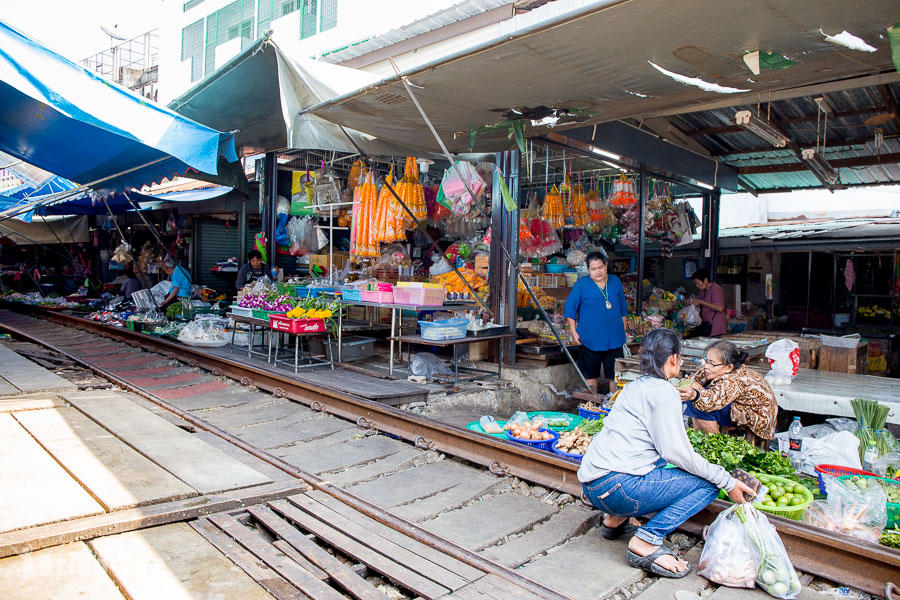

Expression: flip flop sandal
xmin=600 ymin=517 xmax=640 ymax=540
xmin=626 ymin=545 xmax=691 ymax=579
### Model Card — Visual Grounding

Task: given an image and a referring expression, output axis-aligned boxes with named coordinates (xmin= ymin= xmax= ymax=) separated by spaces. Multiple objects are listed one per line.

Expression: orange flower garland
xmin=350 ymin=171 xmax=379 ymax=258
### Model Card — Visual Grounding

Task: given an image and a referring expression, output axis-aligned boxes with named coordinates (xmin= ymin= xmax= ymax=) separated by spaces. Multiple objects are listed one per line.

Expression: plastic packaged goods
xmin=788 ymin=417 xmax=804 ymax=469
xmin=805 ymin=474 xmax=887 ymax=543
xmin=698 ymin=505 xmax=758 ymax=588
xmin=439 ymin=160 xmax=486 ymax=215
xmin=765 ymin=339 xmax=801 ymax=386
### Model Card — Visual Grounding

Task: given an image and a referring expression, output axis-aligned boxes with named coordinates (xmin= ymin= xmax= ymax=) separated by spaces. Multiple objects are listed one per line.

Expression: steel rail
xmin=2 ymin=305 xmax=897 ymax=595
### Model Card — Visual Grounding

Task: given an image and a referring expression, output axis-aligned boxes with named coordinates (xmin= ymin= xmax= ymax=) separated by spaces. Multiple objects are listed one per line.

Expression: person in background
xmin=160 ymin=259 xmax=192 ymax=309
xmin=690 ymin=269 xmax=727 ymax=337
xmin=120 ymin=268 xmax=142 ymax=300
xmin=236 ymin=250 xmax=270 ymax=290
xmin=579 ymin=328 xmax=754 ymax=578
xmin=680 ymin=340 xmax=778 ymax=442
xmin=564 ymin=251 xmax=627 ymax=394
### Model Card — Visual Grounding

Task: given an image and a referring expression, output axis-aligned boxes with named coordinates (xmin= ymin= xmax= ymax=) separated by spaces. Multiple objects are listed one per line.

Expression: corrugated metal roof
xmin=717 ymin=218 xmax=900 ymax=240
xmin=671 ymin=82 xmax=900 ymax=191
xmin=320 ymin=0 xmax=512 ymax=64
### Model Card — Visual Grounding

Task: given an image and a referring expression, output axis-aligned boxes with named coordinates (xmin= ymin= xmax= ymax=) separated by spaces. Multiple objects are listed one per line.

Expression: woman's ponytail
xmin=639 ymin=328 xmax=681 ymax=380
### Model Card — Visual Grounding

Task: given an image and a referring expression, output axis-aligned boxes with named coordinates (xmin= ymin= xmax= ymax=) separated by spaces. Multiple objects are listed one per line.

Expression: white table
xmin=769 ymin=368 xmax=900 ymax=425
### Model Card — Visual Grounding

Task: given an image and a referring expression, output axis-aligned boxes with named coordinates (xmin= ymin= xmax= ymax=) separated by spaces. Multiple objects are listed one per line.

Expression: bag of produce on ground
xmin=479 ymin=416 xmax=503 ymax=434
xmin=804 ymin=474 xmax=887 ymax=543
xmin=737 ymin=504 xmax=801 ymax=599
xmin=698 ymin=505 xmax=758 ymax=588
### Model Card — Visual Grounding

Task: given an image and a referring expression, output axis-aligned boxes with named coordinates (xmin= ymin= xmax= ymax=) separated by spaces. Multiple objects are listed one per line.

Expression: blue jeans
xmin=581 ymin=460 xmax=718 ymax=546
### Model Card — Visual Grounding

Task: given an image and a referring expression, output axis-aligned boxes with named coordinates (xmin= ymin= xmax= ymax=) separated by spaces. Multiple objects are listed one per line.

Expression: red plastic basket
xmin=814 ymin=464 xmax=877 ymax=494
xmin=269 ymin=315 xmax=326 ymax=334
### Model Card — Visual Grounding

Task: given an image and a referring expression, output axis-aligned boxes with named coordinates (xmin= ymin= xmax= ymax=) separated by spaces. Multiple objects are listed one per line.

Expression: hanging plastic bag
xmin=440 ymin=161 xmax=486 ymax=215
xmin=698 ymin=505 xmax=758 ymax=588
xmin=683 ymin=304 xmax=702 ymax=327
xmin=737 ymin=505 xmax=801 ymax=599
xmin=764 ymin=339 xmax=801 ymax=386
xmin=804 ymin=474 xmax=887 ymax=543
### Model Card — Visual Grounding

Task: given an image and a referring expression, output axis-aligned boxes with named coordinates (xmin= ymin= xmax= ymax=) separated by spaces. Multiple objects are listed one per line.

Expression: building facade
xmin=158 ymin=0 xmax=462 ymax=104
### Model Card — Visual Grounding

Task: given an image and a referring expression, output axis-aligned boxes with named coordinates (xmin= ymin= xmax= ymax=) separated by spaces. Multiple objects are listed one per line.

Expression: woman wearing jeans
xmin=578 ymin=329 xmax=754 ymax=578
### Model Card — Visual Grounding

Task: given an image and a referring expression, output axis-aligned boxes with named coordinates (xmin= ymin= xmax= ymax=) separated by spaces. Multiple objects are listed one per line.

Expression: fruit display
xmin=857 ymin=304 xmax=890 ymax=319
xmin=754 ymin=474 xmax=809 ymax=509
xmin=432 ymin=268 xmax=488 ymax=295
xmin=237 ymin=293 xmax=296 ymax=313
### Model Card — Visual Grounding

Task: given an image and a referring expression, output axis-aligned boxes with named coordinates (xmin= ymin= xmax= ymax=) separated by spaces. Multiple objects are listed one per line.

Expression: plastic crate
xmin=578 ymin=406 xmax=609 ymax=420
xmin=230 ymin=306 xmax=254 ymax=318
xmin=505 ymin=428 xmax=559 ymax=452
xmin=814 ymin=464 xmax=877 ymax=494
xmin=837 ymin=474 xmax=900 ymax=528
xmin=551 ymin=441 xmax=584 ymax=462
xmin=360 ymin=290 xmax=394 ymax=303
xmin=251 ymin=309 xmax=277 ymax=320
xmin=269 ymin=315 xmax=326 ymax=334
xmin=419 ymin=318 xmax=467 ymax=341
xmin=341 ymin=288 xmax=363 ymax=302
xmin=393 ymin=286 xmax=445 ymax=306
xmin=296 ymin=286 xmax=337 ymax=299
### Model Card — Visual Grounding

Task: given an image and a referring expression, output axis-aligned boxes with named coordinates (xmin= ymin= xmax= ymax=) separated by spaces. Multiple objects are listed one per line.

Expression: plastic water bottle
xmin=787 ymin=417 xmax=804 ymax=469
xmin=863 ymin=441 xmax=879 ymax=473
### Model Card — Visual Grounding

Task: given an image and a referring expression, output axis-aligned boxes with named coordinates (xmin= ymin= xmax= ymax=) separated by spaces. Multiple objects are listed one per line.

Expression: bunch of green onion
xmin=851 ymin=398 xmax=891 ymax=460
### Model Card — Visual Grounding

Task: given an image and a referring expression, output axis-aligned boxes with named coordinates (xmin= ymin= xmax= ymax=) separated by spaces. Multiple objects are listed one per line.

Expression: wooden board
xmin=0 ymin=542 xmax=124 ymax=600
xmin=62 ymin=391 xmax=271 ymax=494
xmin=15 ymin=407 xmax=198 ymax=510
xmin=208 ymin=512 xmax=348 ymax=600
xmin=0 ymin=344 xmax=76 ymax=394
xmin=90 ymin=522 xmax=274 ymax=600
xmin=437 ymin=573 xmax=549 ymax=600
xmin=191 ymin=518 xmax=306 ymax=600
xmin=819 ymin=343 xmax=868 ymax=375
xmin=269 ymin=498 xmax=450 ymax=600
xmin=0 ymin=479 xmax=309 ymax=559
xmin=0 ymin=413 xmax=104 ymax=533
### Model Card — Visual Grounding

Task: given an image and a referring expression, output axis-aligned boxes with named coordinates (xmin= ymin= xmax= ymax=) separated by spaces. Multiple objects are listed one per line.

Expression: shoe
xmin=600 ymin=517 xmax=640 ymax=540
xmin=626 ymin=545 xmax=690 ymax=579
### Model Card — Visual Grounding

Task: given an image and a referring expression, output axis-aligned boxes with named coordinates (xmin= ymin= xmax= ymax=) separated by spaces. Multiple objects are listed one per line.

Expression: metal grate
xmin=257 ymin=0 xmax=273 ymax=36
xmin=181 ymin=19 xmax=204 ymax=83
xmin=320 ymin=0 xmax=337 ymax=31
xmin=183 ymin=0 xmax=204 ymax=11
xmin=204 ymin=0 xmax=255 ymax=76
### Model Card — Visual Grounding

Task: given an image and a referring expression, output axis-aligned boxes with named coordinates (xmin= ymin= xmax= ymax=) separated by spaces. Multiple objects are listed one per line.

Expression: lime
xmin=784 ymin=493 xmax=794 ymax=501
xmin=790 ymin=496 xmax=804 ymax=506
xmin=793 ymin=484 xmax=806 ymax=495
xmin=764 ymin=495 xmax=773 ymax=503
xmin=764 ymin=500 xmax=776 ymax=507
xmin=770 ymin=488 xmax=783 ymax=500
xmin=777 ymin=496 xmax=790 ymax=506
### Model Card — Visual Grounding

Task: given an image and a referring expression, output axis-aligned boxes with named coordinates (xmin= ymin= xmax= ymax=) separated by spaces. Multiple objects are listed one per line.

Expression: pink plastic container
xmin=360 ymin=290 xmax=394 ymax=303
xmin=393 ymin=286 xmax=445 ymax=306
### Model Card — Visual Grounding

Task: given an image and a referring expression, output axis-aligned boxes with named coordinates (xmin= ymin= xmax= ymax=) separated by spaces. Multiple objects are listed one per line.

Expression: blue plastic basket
xmin=419 ymin=318 xmax=468 ymax=341
xmin=551 ymin=441 xmax=584 ymax=462
xmin=578 ymin=406 xmax=609 ymax=420
xmin=505 ymin=427 xmax=559 ymax=452
xmin=296 ymin=287 xmax=337 ymax=298
xmin=341 ymin=288 xmax=362 ymax=302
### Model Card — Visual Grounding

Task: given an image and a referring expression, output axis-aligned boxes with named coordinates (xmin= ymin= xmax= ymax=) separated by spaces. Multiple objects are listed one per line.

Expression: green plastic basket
xmin=720 ymin=473 xmax=813 ymax=521
xmin=837 ymin=474 xmax=900 ymax=528
xmin=251 ymin=309 xmax=277 ymax=320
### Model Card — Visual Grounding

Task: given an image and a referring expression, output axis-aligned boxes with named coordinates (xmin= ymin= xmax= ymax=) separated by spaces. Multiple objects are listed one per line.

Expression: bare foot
xmin=603 ymin=515 xmax=642 ymax=528
xmin=628 ymin=537 xmax=689 ymax=573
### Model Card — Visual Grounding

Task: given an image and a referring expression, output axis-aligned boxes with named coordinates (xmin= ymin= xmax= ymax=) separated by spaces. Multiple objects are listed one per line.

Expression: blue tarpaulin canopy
xmin=0 ymin=20 xmax=242 ymax=196
xmin=0 ymin=188 xmax=161 ymax=222
xmin=4 ymin=176 xmax=77 ymax=199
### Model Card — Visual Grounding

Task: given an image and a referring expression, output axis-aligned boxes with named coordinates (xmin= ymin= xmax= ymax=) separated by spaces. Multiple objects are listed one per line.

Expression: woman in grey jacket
xmin=578 ymin=328 xmax=754 ymax=578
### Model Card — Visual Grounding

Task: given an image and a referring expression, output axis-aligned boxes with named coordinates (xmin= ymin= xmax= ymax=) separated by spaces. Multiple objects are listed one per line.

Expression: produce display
xmin=850 ymin=398 xmax=898 ymax=461
xmin=283 ymin=296 xmax=341 ymax=321
xmin=237 ymin=293 xmax=296 ymax=312
xmin=148 ymin=322 xmax=185 ymax=338
xmin=754 ymin=474 xmax=809 ymax=509
xmin=882 ymin=526 xmax=900 ymax=549
xmin=432 ymin=268 xmax=488 ymax=295
xmin=555 ymin=426 xmax=594 ymax=456
xmin=687 ymin=430 xmax=794 ymax=477
xmin=806 ymin=475 xmax=889 ymax=543
xmin=842 ymin=475 xmax=900 ymax=503
xmin=503 ymin=420 xmax=555 ymax=441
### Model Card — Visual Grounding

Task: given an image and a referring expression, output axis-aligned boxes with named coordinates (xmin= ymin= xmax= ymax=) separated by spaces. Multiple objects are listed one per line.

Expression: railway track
xmin=0 ymin=304 xmax=897 ymax=598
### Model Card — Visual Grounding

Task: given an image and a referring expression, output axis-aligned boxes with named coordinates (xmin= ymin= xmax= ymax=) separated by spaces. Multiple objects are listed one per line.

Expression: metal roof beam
xmin=641 ymin=71 xmax=900 ymax=120
xmin=737 ymin=152 xmax=900 ymax=174
xmin=687 ymin=105 xmax=892 ymax=137
xmin=714 ymin=135 xmax=895 ymax=157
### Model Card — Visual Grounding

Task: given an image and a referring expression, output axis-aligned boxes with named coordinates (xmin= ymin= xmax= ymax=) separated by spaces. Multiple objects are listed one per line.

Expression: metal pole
xmin=636 ymin=164 xmax=647 ymax=314
xmin=238 ymin=198 xmax=248 ymax=267
xmin=123 ymin=192 xmax=166 ymax=246
xmin=699 ymin=193 xmax=711 ymax=270
xmin=709 ymin=190 xmax=721 ymax=281
xmin=805 ymin=251 xmax=812 ymax=330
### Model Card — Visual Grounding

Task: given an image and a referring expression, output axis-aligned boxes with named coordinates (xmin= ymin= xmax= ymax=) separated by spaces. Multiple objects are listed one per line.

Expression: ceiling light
xmin=600 ymin=160 xmax=623 ymax=170
xmin=589 ymin=145 xmax=621 ymax=160
xmin=800 ymin=148 xmax=839 ymax=186
xmin=696 ymin=182 xmax=715 ymax=190
xmin=735 ymin=110 xmax=789 ymax=148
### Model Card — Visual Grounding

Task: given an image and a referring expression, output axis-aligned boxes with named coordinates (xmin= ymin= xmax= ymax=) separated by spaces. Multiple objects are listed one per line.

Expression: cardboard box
xmin=819 ymin=343 xmax=868 ymax=375
xmin=310 ymin=252 xmax=349 ymax=273
xmin=475 ymin=254 xmax=490 ymax=278
xmin=347 ymin=306 xmax=367 ymax=321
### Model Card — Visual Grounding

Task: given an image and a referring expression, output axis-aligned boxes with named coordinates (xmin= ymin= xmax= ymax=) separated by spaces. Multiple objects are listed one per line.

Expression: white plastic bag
xmin=440 ymin=161 xmax=486 ymax=215
xmin=764 ymin=339 xmax=800 ymax=386
xmin=408 ymin=353 xmax=452 ymax=378
xmin=797 ymin=430 xmax=861 ymax=475
xmin=805 ymin=474 xmax=887 ymax=543
xmin=698 ymin=505 xmax=758 ymax=588
xmin=683 ymin=304 xmax=702 ymax=327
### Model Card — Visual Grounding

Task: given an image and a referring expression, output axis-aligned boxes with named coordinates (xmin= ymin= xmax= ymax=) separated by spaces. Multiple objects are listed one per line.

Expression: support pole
xmin=238 ymin=197 xmax=248 ymax=267
xmin=709 ymin=190 xmax=721 ymax=281
xmin=636 ymin=164 xmax=647 ymax=314
xmin=264 ymin=151 xmax=278 ymax=265
xmin=699 ymin=192 xmax=712 ymax=270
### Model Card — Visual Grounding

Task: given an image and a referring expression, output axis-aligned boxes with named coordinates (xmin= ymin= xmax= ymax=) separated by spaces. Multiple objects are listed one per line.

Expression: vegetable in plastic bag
xmin=804 ymin=474 xmax=887 ymax=543
xmin=682 ymin=304 xmax=702 ymax=327
xmin=698 ymin=505 xmax=758 ymax=588
xmin=479 ymin=416 xmax=503 ymax=434
xmin=738 ymin=504 xmax=801 ymax=599
xmin=872 ymin=452 xmax=900 ymax=478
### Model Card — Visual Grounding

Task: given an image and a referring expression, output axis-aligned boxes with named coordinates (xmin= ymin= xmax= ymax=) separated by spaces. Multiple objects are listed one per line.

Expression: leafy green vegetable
xmin=881 ymin=526 xmax=900 ymax=550
xmin=576 ymin=418 xmax=605 ymax=436
xmin=687 ymin=431 xmax=793 ymax=477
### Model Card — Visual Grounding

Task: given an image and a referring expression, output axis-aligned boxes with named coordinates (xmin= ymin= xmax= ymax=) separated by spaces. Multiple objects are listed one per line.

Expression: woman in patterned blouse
xmin=678 ymin=340 xmax=778 ymax=441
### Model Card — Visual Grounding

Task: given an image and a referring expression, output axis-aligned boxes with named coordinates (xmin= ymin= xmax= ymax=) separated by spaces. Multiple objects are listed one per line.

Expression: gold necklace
xmin=595 ymin=279 xmax=612 ymax=310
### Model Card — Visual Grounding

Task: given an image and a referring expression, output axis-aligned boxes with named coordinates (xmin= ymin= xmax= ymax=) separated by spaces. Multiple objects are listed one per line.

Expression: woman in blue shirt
xmin=564 ymin=251 xmax=627 ymax=394
xmin=160 ymin=259 xmax=192 ymax=309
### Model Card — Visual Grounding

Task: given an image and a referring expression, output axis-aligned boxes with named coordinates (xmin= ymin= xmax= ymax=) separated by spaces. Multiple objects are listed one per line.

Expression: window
xmin=181 ymin=19 xmax=204 ymax=82
xmin=258 ymin=0 xmax=299 ymax=36
xmin=183 ymin=0 xmax=204 ymax=11
xmin=300 ymin=0 xmax=337 ymax=39
xmin=204 ymin=0 xmax=255 ymax=76
xmin=281 ymin=1 xmax=297 ymax=17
